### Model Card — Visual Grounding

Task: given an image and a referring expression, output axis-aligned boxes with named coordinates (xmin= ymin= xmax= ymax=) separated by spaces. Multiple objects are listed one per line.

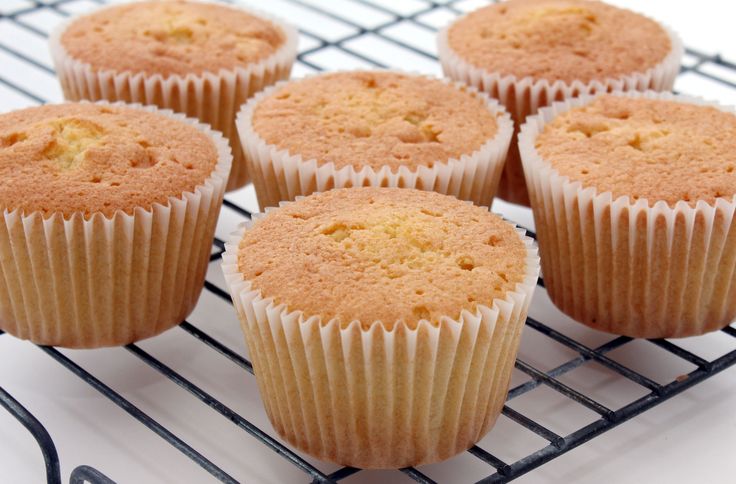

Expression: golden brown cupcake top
xmin=251 ymin=71 xmax=499 ymax=170
xmin=61 ymin=1 xmax=286 ymax=76
xmin=0 ymin=103 xmax=218 ymax=218
xmin=535 ymin=95 xmax=736 ymax=206
xmin=238 ymin=187 xmax=527 ymax=329
xmin=447 ymin=0 xmax=671 ymax=84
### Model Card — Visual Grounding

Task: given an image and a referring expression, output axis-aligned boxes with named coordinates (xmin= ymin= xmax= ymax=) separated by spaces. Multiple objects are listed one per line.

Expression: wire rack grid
xmin=0 ymin=0 xmax=735 ymax=483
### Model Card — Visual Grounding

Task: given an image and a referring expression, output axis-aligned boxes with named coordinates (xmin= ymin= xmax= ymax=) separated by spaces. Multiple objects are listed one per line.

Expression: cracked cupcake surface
xmin=0 ymin=103 xmax=217 ymax=217
xmin=535 ymin=95 xmax=736 ymax=206
xmin=447 ymin=0 xmax=672 ymax=83
xmin=60 ymin=0 xmax=285 ymax=76
xmin=237 ymin=187 xmax=527 ymax=329
xmin=251 ymin=71 xmax=499 ymax=170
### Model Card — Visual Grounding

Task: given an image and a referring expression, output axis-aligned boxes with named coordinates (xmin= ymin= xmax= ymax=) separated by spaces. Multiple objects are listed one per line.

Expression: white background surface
xmin=0 ymin=1 xmax=735 ymax=483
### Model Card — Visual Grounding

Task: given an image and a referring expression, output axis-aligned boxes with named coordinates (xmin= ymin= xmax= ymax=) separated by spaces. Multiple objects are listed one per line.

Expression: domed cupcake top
xmin=251 ymin=71 xmax=499 ymax=170
xmin=535 ymin=95 xmax=736 ymax=206
xmin=447 ymin=0 xmax=671 ymax=83
xmin=237 ymin=187 xmax=527 ymax=329
xmin=60 ymin=0 xmax=286 ymax=76
xmin=0 ymin=103 xmax=218 ymax=217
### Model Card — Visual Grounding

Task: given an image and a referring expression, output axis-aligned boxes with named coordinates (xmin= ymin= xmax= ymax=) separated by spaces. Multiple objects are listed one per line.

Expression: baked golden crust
xmin=448 ymin=0 xmax=671 ymax=84
xmin=0 ymin=103 xmax=218 ymax=218
xmin=61 ymin=0 xmax=285 ymax=76
xmin=251 ymin=71 xmax=499 ymax=170
xmin=237 ymin=187 xmax=527 ymax=329
xmin=536 ymin=95 xmax=736 ymax=206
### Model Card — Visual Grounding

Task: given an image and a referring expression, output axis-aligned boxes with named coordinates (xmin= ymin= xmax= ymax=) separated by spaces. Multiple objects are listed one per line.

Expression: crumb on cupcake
xmin=251 ymin=71 xmax=499 ymax=170
xmin=0 ymin=103 xmax=218 ymax=217
xmin=535 ymin=95 xmax=736 ymax=206
xmin=238 ymin=187 xmax=527 ymax=329
xmin=60 ymin=0 xmax=286 ymax=76
xmin=447 ymin=0 xmax=672 ymax=83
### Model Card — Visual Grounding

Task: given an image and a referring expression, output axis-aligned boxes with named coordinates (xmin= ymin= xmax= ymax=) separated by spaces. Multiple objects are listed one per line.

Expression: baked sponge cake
xmin=237 ymin=70 xmax=513 ymax=209
xmin=520 ymin=92 xmax=736 ymax=338
xmin=222 ymin=187 xmax=539 ymax=468
xmin=0 ymin=104 xmax=217 ymax=216
xmin=0 ymin=102 xmax=231 ymax=347
xmin=59 ymin=1 xmax=285 ymax=77
xmin=438 ymin=0 xmax=682 ymax=206
xmin=50 ymin=0 xmax=298 ymax=191
xmin=447 ymin=0 xmax=672 ymax=84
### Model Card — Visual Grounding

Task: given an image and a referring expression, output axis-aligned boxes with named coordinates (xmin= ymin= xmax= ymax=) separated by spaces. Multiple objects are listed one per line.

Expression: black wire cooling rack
xmin=1 ymin=1 xmax=736 ymax=483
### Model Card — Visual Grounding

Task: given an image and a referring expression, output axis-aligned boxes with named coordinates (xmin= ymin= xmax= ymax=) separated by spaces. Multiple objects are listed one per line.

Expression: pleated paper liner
xmin=519 ymin=90 xmax=736 ymax=339
xmin=0 ymin=101 xmax=232 ymax=348
xmin=235 ymin=72 xmax=514 ymax=210
xmin=221 ymin=200 xmax=540 ymax=469
xmin=48 ymin=2 xmax=297 ymax=192
xmin=437 ymin=17 xmax=683 ymax=206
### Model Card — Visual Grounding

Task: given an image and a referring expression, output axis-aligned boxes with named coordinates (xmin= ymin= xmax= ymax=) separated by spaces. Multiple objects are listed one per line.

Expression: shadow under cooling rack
xmin=1 ymin=0 xmax=736 ymax=483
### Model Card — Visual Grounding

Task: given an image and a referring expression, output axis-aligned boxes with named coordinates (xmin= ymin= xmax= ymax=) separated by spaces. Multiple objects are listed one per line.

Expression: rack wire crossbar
xmin=1 ymin=0 xmax=736 ymax=483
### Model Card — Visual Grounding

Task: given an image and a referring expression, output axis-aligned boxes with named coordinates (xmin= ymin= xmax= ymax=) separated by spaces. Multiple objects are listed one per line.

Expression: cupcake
xmin=49 ymin=0 xmax=297 ymax=191
xmin=438 ymin=0 xmax=683 ymax=206
xmin=519 ymin=91 xmax=736 ymax=338
xmin=236 ymin=71 xmax=513 ymax=209
xmin=0 ymin=102 xmax=231 ymax=348
xmin=221 ymin=187 xmax=539 ymax=468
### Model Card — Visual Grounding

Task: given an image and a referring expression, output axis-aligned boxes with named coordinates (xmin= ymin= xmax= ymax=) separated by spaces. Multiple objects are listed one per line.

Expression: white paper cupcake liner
xmin=235 ymin=71 xmax=514 ymax=210
xmin=221 ymin=198 xmax=540 ymax=468
xmin=437 ymin=17 xmax=684 ymax=206
xmin=0 ymin=101 xmax=232 ymax=348
xmin=48 ymin=1 xmax=298 ymax=192
xmin=519 ymin=90 xmax=736 ymax=338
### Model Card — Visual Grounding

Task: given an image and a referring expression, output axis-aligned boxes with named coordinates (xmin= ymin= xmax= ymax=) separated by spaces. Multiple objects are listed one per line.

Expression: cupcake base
xmin=222 ymin=211 xmax=539 ymax=468
xmin=0 ymin=102 xmax=231 ymax=348
xmin=519 ymin=91 xmax=736 ymax=339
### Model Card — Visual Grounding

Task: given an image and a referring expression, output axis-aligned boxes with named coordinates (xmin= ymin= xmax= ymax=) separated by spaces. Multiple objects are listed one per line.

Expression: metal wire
xmin=0 ymin=1 xmax=735 ymax=483
xmin=0 ymin=381 xmax=61 ymax=484
xmin=38 ymin=345 xmax=240 ymax=484
xmin=68 ymin=466 xmax=115 ymax=484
